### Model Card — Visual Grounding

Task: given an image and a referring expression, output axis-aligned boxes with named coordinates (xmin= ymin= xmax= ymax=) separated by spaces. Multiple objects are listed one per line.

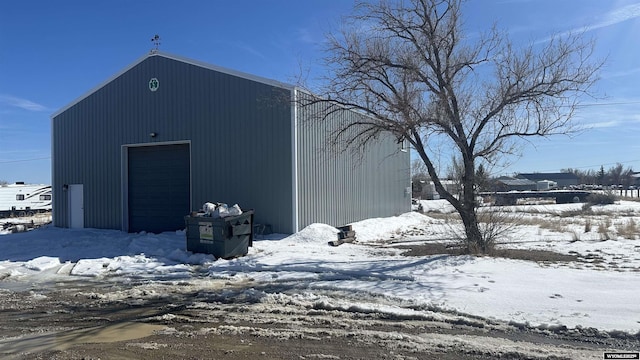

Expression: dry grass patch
xmin=616 ymin=219 xmax=639 ymax=240
xmin=422 ymin=211 xmax=459 ymax=222
xmin=598 ymin=218 xmax=613 ymax=240
xmin=584 ymin=219 xmax=592 ymax=233
xmin=397 ymin=243 xmax=580 ymax=263
xmin=571 ymin=230 xmax=581 ymax=242
xmin=559 ymin=205 xmax=593 ymax=218
xmin=489 ymin=248 xmax=580 ymax=263
xmin=514 ymin=216 xmax=572 ymax=233
xmin=540 ymin=221 xmax=570 ymax=233
xmin=425 ymin=210 xmax=526 ymax=254
xmin=421 ymin=202 xmax=640 ymax=251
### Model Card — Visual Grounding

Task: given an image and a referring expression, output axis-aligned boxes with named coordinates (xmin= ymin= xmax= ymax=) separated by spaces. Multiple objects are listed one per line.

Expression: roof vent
xmin=15 ymin=181 xmax=25 ymax=185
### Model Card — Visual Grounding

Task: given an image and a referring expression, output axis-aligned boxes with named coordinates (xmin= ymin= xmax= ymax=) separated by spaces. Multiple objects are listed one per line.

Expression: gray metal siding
xmin=295 ymin=91 xmax=411 ymax=230
xmin=53 ymin=55 xmax=294 ymax=233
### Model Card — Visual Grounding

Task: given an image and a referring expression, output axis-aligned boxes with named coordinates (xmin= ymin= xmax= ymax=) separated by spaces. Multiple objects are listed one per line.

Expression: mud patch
xmin=0 ymin=280 xmax=635 ymax=359
xmin=0 ymin=322 xmax=165 ymax=355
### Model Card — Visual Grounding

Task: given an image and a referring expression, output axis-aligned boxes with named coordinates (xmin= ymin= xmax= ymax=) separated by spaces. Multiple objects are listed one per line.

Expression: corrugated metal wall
xmin=295 ymin=90 xmax=411 ymax=229
xmin=53 ymin=54 xmax=294 ymax=233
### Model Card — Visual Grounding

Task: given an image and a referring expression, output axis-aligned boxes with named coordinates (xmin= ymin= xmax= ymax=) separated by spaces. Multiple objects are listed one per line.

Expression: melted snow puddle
xmin=0 ymin=322 xmax=165 ymax=355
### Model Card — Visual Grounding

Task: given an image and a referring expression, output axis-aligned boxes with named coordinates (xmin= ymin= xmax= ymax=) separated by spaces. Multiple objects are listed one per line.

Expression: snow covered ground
xmin=1 ymin=201 xmax=639 ymax=335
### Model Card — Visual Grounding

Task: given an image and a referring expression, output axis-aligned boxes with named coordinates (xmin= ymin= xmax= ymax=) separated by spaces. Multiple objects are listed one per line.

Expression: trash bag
xmin=227 ymin=204 xmax=243 ymax=217
xmin=202 ymin=202 xmax=242 ymax=218
xmin=212 ymin=203 xmax=229 ymax=218
xmin=202 ymin=202 xmax=217 ymax=216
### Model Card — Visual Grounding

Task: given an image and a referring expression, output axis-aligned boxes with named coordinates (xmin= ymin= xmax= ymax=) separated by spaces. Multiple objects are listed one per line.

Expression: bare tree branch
xmin=298 ymin=0 xmax=603 ymax=253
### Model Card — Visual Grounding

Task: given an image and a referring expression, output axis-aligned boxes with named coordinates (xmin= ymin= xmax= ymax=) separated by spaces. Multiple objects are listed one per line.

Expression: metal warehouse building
xmin=51 ymin=52 xmax=410 ymax=234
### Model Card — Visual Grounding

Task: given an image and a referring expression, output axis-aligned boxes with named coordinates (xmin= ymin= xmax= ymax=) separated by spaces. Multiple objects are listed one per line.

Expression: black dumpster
xmin=185 ymin=210 xmax=254 ymax=258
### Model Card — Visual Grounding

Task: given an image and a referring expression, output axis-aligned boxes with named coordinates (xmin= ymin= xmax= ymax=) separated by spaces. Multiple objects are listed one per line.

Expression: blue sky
xmin=1 ymin=0 xmax=639 ymax=184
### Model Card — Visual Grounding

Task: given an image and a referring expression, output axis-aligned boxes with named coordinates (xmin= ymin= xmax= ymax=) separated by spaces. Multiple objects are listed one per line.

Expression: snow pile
xmin=351 ymin=212 xmax=439 ymax=243
xmin=23 ymin=256 xmax=61 ymax=271
xmin=2 ymin=202 xmax=640 ymax=333
xmin=280 ymin=223 xmax=339 ymax=244
xmin=416 ymin=199 xmax=456 ymax=213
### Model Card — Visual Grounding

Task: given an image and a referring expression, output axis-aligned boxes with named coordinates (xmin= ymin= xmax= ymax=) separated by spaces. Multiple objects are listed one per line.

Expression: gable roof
xmin=52 ymin=51 xmax=295 ymax=118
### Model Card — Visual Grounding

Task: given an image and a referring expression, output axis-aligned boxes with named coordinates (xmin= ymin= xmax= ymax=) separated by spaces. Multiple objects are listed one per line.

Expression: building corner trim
xmin=291 ymin=88 xmax=299 ymax=233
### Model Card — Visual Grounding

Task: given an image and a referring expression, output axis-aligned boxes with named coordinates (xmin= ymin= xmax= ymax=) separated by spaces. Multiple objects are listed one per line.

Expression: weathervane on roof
xmin=150 ymin=34 xmax=161 ymax=54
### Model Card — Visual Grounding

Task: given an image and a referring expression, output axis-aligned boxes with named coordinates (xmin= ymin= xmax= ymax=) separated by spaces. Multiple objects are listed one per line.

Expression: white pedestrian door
xmin=69 ymin=184 xmax=84 ymax=229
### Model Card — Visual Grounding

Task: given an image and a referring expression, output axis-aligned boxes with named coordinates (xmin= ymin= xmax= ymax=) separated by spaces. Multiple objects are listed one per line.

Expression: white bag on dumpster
xmin=202 ymin=202 xmax=243 ymax=218
xmin=202 ymin=202 xmax=217 ymax=216
xmin=212 ymin=203 xmax=229 ymax=218
xmin=227 ymin=204 xmax=243 ymax=217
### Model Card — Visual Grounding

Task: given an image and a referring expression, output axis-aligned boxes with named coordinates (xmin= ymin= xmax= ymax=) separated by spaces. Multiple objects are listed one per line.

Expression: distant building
xmin=493 ymin=177 xmax=537 ymax=192
xmin=421 ymin=180 xmax=459 ymax=200
xmin=516 ymin=173 xmax=578 ymax=189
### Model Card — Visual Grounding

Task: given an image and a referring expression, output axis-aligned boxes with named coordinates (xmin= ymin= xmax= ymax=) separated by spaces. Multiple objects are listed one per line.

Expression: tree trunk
xmin=460 ymin=156 xmax=486 ymax=253
xmin=459 ymin=208 xmax=484 ymax=253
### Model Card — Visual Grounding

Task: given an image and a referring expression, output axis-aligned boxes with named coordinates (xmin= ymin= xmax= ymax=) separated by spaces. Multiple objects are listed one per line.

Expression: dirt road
xmin=1 ymin=277 xmax=637 ymax=360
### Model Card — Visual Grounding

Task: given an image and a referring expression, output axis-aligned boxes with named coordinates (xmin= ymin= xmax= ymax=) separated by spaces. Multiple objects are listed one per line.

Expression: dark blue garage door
xmin=128 ymin=144 xmax=190 ymax=233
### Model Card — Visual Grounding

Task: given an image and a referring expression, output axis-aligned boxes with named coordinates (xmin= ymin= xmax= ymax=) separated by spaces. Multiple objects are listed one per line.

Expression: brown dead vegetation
xmin=397 ymin=243 xmax=579 ymax=263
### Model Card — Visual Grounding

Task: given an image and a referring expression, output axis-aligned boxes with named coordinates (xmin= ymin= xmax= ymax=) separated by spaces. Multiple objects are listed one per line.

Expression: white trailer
xmin=536 ymin=180 xmax=558 ymax=191
xmin=0 ymin=182 xmax=52 ymax=218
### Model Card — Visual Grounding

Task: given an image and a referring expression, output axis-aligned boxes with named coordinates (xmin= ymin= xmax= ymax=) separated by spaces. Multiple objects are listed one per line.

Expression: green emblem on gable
xmin=149 ymin=78 xmax=159 ymax=92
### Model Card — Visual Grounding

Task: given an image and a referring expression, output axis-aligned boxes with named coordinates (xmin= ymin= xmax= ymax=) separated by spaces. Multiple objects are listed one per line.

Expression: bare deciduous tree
xmin=411 ymin=158 xmax=428 ymax=180
xmin=301 ymin=0 xmax=602 ymax=253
